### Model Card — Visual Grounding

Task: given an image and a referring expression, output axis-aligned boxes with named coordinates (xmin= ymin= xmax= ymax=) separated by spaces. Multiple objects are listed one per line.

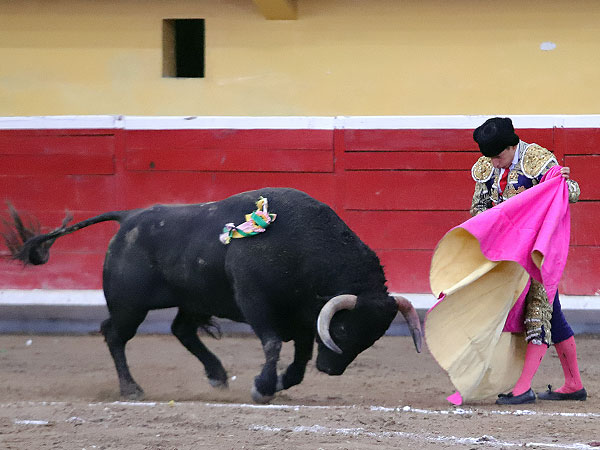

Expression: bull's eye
xmin=334 ymin=324 xmax=348 ymax=341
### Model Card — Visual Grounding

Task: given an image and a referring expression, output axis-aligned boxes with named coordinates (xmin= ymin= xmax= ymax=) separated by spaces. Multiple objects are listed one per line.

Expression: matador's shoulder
xmin=521 ymin=144 xmax=558 ymax=178
xmin=471 ymin=156 xmax=494 ymax=182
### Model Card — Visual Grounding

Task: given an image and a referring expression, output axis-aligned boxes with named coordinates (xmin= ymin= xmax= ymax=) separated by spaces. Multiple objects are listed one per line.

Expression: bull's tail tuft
xmin=1 ymin=203 xmax=74 ymax=265
xmin=1 ymin=203 xmax=41 ymax=258
xmin=3 ymin=204 xmax=126 ymax=266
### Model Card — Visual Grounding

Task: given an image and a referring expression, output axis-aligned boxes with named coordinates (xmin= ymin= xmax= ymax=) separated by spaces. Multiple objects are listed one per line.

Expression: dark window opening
xmin=163 ymin=19 xmax=205 ymax=78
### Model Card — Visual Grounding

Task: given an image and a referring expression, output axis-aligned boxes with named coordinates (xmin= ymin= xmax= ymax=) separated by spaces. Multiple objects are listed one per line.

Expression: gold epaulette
xmin=521 ymin=144 xmax=557 ymax=178
xmin=471 ymin=156 xmax=494 ymax=182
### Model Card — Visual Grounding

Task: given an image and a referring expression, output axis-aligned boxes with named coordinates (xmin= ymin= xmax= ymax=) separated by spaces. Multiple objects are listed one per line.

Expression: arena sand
xmin=1 ymin=333 xmax=599 ymax=449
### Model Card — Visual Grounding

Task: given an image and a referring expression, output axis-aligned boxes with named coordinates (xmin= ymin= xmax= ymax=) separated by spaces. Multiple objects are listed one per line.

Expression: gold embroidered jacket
xmin=470 ymin=141 xmax=580 ymax=216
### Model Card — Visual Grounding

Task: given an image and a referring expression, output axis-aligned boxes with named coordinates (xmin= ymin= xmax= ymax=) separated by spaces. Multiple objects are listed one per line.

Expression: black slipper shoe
xmin=537 ymin=385 xmax=587 ymax=401
xmin=495 ymin=388 xmax=536 ymax=405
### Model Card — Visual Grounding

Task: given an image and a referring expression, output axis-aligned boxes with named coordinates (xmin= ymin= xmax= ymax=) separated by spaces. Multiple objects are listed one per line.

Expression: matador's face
xmin=491 ymin=145 xmax=517 ymax=169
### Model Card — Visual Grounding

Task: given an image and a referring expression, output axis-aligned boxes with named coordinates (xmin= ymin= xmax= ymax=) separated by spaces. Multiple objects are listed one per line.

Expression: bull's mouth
xmin=318 ymin=366 xmax=345 ymax=376
xmin=316 ymin=360 xmax=347 ymax=376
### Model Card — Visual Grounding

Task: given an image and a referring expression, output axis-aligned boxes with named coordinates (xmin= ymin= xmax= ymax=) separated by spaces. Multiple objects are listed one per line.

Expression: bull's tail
xmin=2 ymin=204 xmax=127 ymax=265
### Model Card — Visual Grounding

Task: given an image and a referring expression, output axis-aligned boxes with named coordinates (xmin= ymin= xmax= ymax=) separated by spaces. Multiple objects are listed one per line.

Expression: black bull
xmin=3 ymin=188 xmax=421 ymax=403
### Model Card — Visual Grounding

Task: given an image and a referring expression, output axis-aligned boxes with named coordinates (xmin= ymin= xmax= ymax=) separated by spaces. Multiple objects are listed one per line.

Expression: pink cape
xmin=426 ymin=166 xmax=571 ymax=403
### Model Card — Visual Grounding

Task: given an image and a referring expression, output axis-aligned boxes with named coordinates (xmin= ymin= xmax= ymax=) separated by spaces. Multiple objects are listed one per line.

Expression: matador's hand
xmin=560 ymin=166 xmax=570 ymax=179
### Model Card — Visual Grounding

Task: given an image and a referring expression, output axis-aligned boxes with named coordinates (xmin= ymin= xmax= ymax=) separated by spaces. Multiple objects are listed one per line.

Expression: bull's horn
xmin=317 ymin=294 xmax=357 ymax=354
xmin=394 ymin=296 xmax=422 ymax=353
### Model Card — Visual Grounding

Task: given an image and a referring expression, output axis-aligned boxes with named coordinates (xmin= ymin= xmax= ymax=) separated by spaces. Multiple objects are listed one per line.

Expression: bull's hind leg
xmin=100 ymin=313 xmax=147 ymax=400
xmin=171 ymin=310 xmax=228 ymax=388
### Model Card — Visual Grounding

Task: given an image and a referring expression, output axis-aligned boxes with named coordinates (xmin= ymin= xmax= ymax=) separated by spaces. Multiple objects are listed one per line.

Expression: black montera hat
xmin=473 ymin=117 xmax=520 ymax=157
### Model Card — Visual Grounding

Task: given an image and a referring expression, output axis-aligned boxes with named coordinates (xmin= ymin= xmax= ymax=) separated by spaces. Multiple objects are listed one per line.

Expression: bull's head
xmin=315 ymin=294 xmax=422 ymax=375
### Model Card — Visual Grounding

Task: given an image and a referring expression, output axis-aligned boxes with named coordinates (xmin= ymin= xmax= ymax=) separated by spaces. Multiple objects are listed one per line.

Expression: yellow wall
xmin=1 ymin=0 xmax=599 ymax=116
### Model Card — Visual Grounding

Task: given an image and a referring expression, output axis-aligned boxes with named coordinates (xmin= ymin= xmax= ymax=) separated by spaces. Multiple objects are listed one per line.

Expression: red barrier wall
xmin=1 ymin=118 xmax=598 ymax=295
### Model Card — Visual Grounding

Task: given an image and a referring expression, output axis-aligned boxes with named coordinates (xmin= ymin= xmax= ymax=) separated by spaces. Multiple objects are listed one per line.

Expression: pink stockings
xmin=512 ymin=342 xmax=547 ymax=396
xmin=512 ymin=336 xmax=583 ymax=396
xmin=447 ymin=336 xmax=583 ymax=404
xmin=553 ymin=336 xmax=584 ymax=393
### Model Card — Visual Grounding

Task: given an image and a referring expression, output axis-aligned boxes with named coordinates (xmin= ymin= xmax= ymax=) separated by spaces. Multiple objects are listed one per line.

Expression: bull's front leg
xmin=276 ymin=332 xmax=314 ymax=392
xmin=252 ymin=336 xmax=282 ymax=404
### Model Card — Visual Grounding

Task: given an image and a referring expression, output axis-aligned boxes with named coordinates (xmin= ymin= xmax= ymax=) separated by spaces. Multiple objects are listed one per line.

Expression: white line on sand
xmin=250 ymin=423 xmax=598 ymax=449
xmin=4 ymin=401 xmax=598 ymax=448
xmin=2 ymin=400 xmax=599 ymax=419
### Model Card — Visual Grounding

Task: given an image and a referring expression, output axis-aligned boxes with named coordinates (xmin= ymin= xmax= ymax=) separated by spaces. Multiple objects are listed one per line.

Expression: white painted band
xmin=1 ymin=114 xmax=599 ymax=130
xmin=0 ymin=115 xmax=121 ymax=129
xmin=124 ymin=115 xmax=336 ymax=130
xmin=0 ymin=290 xmax=597 ymax=310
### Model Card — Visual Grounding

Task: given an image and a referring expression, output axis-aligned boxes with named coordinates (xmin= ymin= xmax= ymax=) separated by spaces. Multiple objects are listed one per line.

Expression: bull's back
xmin=220 ymin=188 xmax=379 ymax=296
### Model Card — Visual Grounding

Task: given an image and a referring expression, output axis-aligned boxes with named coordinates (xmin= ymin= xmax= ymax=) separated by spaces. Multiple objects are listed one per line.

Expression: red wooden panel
xmin=571 ymin=203 xmax=600 ymax=247
xmin=0 ymin=124 xmax=597 ymax=296
xmin=0 ymin=175 xmax=117 ymax=211
xmin=377 ymin=249 xmax=433 ymax=293
xmin=565 ymin=155 xmax=600 ymax=200
xmin=561 ymin=129 xmax=600 ymax=155
xmin=0 ymin=135 xmax=115 ymax=156
xmin=0 ymin=134 xmax=115 ymax=175
xmin=344 ymin=129 xmax=475 ymax=151
xmin=380 ymin=247 xmax=600 ymax=295
xmin=126 ymin=148 xmax=333 ymax=172
xmin=516 ymin=130 xmax=555 ymax=153
xmin=560 ymin=246 xmax=600 ymax=295
xmin=346 ymin=210 xmax=470 ymax=250
xmin=126 ymin=129 xmax=334 ymax=151
xmin=344 ymin=151 xmax=479 ymax=171
xmin=344 ymin=171 xmax=473 ymax=210
xmin=119 ymin=172 xmax=339 ymax=210
xmin=0 ymin=154 xmax=114 ymax=175
xmin=343 ymin=129 xmax=553 ymax=152
xmin=0 ymin=253 xmax=105 ymax=289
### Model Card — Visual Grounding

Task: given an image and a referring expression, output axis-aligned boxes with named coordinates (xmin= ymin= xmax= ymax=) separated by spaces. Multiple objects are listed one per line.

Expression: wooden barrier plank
xmin=350 ymin=207 xmax=599 ymax=250
xmin=126 ymin=148 xmax=333 ymax=172
xmin=0 ymin=134 xmax=115 ymax=175
xmin=562 ymin=128 xmax=600 ymax=154
xmin=0 ymin=154 xmax=114 ymax=175
xmin=344 ymin=151 xmax=479 ymax=171
xmin=119 ymin=172 xmax=338 ymax=209
xmin=0 ymin=135 xmax=115 ymax=156
xmin=126 ymin=129 xmax=334 ymax=151
xmin=376 ymin=249 xmax=433 ymax=293
xmin=0 ymin=253 xmax=105 ymax=289
xmin=381 ymin=247 xmax=600 ymax=296
xmin=344 ymin=129 xmax=475 ymax=151
xmin=571 ymin=203 xmax=600 ymax=247
xmin=1 ymin=175 xmax=117 ymax=211
xmin=344 ymin=129 xmax=553 ymax=152
xmin=565 ymin=155 xmax=600 ymax=200
xmin=346 ymin=210 xmax=470 ymax=250
xmin=343 ymin=171 xmax=472 ymax=210
xmin=517 ymin=130 xmax=555 ymax=153
xmin=560 ymin=246 xmax=600 ymax=295
xmin=0 ymin=124 xmax=598 ymax=295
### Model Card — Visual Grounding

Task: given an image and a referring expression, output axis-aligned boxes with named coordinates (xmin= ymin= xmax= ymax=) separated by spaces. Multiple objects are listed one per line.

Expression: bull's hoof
xmin=120 ymin=384 xmax=145 ymax=400
xmin=251 ymin=385 xmax=275 ymax=404
xmin=208 ymin=378 xmax=229 ymax=389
